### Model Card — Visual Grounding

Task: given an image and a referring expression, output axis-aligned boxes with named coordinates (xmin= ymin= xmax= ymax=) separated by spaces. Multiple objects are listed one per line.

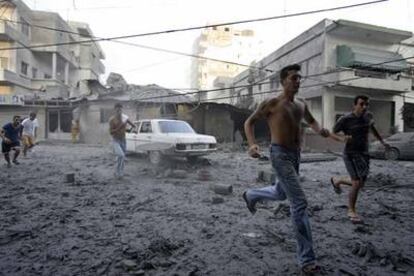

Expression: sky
xmin=22 ymin=0 xmax=414 ymax=89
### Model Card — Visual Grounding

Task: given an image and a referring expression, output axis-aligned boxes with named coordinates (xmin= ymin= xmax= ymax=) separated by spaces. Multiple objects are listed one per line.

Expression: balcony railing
xmin=324 ymin=68 xmax=412 ymax=93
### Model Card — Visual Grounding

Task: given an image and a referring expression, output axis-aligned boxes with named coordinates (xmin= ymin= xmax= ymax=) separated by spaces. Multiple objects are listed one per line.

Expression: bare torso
xmin=264 ymin=96 xmax=305 ymax=149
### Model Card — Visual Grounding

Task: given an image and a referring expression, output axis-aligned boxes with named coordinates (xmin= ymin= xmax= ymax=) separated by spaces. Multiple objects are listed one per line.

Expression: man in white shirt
xmin=21 ymin=112 xmax=39 ymax=157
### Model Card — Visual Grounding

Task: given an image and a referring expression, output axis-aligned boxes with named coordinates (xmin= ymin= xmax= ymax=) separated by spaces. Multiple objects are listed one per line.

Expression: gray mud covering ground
xmin=0 ymin=142 xmax=413 ymax=275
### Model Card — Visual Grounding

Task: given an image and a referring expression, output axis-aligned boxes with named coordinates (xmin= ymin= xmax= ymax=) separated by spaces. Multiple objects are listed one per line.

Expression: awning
xmin=336 ymin=45 xmax=407 ymax=73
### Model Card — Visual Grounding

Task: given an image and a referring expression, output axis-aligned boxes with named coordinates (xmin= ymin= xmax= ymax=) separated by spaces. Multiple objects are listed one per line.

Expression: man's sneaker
xmin=242 ymin=191 xmax=256 ymax=215
xmin=12 ymin=160 xmax=20 ymax=165
xmin=6 ymin=163 xmax=11 ymax=168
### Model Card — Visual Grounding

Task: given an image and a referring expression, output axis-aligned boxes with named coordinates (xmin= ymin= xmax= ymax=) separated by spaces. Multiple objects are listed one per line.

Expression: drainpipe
xmin=52 ymin=52 xmax=57 ymax=79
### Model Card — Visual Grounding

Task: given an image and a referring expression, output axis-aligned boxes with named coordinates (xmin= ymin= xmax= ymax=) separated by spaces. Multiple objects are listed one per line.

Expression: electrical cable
xmin=0 ymin=0 xmax=388 ymax=52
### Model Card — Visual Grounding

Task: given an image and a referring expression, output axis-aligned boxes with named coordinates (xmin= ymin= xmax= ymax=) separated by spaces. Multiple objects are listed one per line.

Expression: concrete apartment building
xmin=191 ymin=25 xmax=263 ymax=103
xmin=230 ymin=19 xmax=414 ymax=136
xmin=0 ymin=0 xmax=105 ymax=103
xmin=0 ymin=0 xmax=105 ymax=140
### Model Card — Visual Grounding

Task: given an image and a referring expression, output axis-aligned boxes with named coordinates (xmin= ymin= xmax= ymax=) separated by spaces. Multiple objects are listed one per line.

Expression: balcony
xmin=0 ymin=69 xmax=31 ymax=88
xmin=0 ymin=21 xmax=29 ymax=45
xmin=324 ymin=69 xmax=412 ymax=93
xmin=32 ymin=78 xmax=70 ymax=99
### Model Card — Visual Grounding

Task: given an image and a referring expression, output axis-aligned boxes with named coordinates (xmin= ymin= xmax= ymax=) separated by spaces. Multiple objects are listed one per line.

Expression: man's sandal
xmin=330 ymin=177 xmax=342 ymax=194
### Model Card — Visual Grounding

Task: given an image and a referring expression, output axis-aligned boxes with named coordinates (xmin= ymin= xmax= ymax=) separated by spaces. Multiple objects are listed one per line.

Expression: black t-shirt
xmin=333 ymin=112 xmax=373 ymax=154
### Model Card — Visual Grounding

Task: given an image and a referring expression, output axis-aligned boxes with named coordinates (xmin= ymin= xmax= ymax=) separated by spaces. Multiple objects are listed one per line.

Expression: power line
xmin=0 ymin=0 xmax=388 ymax=52
xmin=0 ymin=18 xmax=273 ymax=73
xmin=133 ymin=55 xmax=414 ymax=102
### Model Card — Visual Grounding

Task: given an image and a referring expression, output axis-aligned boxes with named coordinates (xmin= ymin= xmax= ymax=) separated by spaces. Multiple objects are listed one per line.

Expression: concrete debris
xmin=212 ymin=184 xmax=233 ymax=195
xmin=211 ymin=197 xmax=225 ymax=204
xmin=64 ymin=173 xmax=75 ymax=183
xmin=0 ymin=143 xmax=412 ymax=275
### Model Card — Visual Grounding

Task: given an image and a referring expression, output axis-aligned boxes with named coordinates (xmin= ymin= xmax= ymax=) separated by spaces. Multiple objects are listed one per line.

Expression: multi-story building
xmin=191 ymin=25 xmax=262 ymax=103
xmin=0 ymin=0 xmax=105 ymax=106
xmin=231 ymin=19 xmax=414 ymax=135
xmin=0 ymin=0 xmax=105 ymax=141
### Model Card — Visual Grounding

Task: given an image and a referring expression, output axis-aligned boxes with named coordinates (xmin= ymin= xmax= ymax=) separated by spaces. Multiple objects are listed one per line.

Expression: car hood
xmin=155 ymin=133 xmax=216 ymax=143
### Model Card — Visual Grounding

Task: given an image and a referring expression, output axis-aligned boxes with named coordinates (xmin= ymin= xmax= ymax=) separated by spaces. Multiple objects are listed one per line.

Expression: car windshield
xmin=158 ymin=121 xmax=195 ymax=133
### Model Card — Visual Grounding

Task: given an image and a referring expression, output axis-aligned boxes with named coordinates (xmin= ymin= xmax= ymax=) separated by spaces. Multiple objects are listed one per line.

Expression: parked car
xmin=126 ymin=119 xmax=217 ymax=164
xmin=369 ymin=132 xmax=414 ymax=160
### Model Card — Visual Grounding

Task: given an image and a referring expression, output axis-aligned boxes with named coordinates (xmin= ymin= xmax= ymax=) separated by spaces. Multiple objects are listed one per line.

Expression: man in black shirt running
xmin=330 ymin=95 xmax=389 ymax=223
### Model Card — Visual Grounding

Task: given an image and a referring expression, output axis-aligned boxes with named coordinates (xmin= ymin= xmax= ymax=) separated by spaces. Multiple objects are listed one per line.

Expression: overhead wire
xmin=132 ymin=55 xmax=414 ymax=102
xmin=0 ymin=17 xmax=273 ymax=73
xmin=0 ymin=0 xmax=389 ymax=52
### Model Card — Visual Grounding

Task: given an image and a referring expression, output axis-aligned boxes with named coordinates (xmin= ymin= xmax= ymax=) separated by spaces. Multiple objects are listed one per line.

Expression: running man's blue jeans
xmin=245 ymin=144 xmax=315 ymax=267
xmin=112 ymin=138 xmax=126 ymax=177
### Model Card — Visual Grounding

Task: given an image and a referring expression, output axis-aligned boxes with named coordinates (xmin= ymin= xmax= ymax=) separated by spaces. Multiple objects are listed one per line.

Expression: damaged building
xmin=75 ymin=73 xmax=252 ymax=145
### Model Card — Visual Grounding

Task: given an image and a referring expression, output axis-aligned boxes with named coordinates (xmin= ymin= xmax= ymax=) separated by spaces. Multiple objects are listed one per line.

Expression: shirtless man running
xmin=242 ymin=64 xmax=332 ymax=274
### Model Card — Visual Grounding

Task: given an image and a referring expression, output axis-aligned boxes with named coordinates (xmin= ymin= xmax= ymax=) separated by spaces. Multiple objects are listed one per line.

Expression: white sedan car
xmin=126 ymin=119 xmax=217 ymax=164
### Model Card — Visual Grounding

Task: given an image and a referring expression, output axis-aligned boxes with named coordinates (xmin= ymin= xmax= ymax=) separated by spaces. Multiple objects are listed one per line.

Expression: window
xmin=270 ymin=75 xmax=279 ymax=90
xmin=99 ymin=108 xmax=113 ymax=123
xmin=32 ymin=67 xmax=38 ymax=78
xmin=248 ymin=86 xmax=253 ymax=96
xmin=0 ymin=57 xmax=8 ymax=69
xmin=158 ymin=121 xmax=194 ymax=133
xmin=224 ymin=27 xmax=230 ymax=32
xmin=20 ymin=62 xmax=28 ymax=75
xmin=20 ymin=17 xmax=30 ymax=36
xmin=139 ymin=121 xmax=152 ymax=133
xmin=44 ymin=73 xmax=52 ymax=79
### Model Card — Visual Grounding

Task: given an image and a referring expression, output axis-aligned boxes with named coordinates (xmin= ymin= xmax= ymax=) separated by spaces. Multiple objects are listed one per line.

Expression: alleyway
xmin=0 ymin=142 xmax=413 ymax=275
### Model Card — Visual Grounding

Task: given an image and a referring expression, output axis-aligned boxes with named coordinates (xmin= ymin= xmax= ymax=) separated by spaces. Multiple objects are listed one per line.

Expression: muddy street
xmin=0 ymin=142 xmax=413 ymax=276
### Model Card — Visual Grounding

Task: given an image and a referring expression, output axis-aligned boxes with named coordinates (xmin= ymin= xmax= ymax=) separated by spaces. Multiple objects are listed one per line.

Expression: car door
xmin=126 ymin=122 xmax=141 ymax=152
xmin=135 ymin=121 xmax=153 ymax=152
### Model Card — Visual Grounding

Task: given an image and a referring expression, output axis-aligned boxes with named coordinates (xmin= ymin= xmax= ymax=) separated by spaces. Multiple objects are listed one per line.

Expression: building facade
xmin=191 ymin=25 xmax=263 ymax=103
xmin=0 ymin=0 xmax=105 ymax=105
xmin=231 ymin=19 xmax=414 ymax=135
xmin=0 ymin=0 xmax=105 ymax=141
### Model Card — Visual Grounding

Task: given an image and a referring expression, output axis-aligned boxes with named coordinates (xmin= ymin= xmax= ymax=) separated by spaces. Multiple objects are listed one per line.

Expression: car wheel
xmin=148 ymin=151 xmax=163 ymax=165
xmin=384 ymin=148 xmax=399 ymax=160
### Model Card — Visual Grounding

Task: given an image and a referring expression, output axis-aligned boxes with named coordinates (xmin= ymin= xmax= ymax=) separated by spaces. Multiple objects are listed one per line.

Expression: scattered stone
xmin=120 ymin=259 xmax=137 ymax=271
xmin=242 ymin=232 xmax=262 ymax=238
xmin=64 ymin=173 xmax=75 ymax=183
xmin=212 ymin=184 xmax=233 ymax=195
xmin=211 ymin=197 xmax=224 ymax=204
